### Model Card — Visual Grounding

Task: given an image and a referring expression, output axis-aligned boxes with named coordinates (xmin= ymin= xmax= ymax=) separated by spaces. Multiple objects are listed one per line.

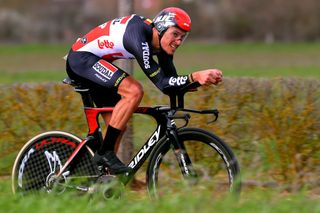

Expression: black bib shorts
xmin=66 ymin=50 xmax=129 ymax=107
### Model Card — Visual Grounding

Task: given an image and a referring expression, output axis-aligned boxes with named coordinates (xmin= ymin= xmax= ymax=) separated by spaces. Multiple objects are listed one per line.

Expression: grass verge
xmin=0 ymin=176 xmax=320 ymax=213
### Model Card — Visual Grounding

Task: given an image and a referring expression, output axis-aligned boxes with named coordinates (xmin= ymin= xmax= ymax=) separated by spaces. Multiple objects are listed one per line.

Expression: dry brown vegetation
xmin=0 ymin=78 xmax=319 ymax=192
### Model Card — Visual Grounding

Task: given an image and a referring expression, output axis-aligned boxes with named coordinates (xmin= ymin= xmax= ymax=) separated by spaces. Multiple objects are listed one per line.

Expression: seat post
xmin=74 ymin=87 xmax=95 ymax=108
xmin=62 ymin=77 xmax=95 ymax=108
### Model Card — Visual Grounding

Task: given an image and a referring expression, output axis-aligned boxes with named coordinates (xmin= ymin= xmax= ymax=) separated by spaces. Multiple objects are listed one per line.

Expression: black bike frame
xmin=57 ymin=87 xmax=181 ymax=185
xmin=58 ymin=80 xmax=217 ymax=185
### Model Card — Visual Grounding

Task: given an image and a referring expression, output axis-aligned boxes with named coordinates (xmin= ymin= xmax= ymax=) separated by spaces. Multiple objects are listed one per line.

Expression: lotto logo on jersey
xmin=169 ymin=76 xmax=188 ymax=86
xmin=97 ymin=39 xmax=114 ymax=49
xmin=92 ymin=61 xmax=117 ymax=81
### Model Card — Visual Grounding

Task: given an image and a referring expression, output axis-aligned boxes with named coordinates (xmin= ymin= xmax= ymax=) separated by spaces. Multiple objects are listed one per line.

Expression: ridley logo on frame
xmin=128 ymin=126 xmax=161 ymax=168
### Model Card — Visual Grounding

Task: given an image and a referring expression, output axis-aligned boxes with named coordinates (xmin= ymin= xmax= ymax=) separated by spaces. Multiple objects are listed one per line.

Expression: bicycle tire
xmin=147 ymin=128 xmax=241 ymax=198
xmin=12 ymin=131 xmax=96 ymax=195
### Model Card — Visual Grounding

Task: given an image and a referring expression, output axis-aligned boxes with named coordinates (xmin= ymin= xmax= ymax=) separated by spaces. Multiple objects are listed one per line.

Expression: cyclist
xmin=66 ymin=7 xmax=223 ymax=175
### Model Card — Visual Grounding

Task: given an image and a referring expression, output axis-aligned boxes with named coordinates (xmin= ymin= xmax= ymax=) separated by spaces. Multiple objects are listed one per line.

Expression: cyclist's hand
xmin=192 ymin=69 xmax=223 ymax=86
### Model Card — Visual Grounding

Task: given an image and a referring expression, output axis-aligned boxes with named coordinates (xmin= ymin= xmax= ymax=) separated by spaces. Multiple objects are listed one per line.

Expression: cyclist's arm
xmin=138 ymin=50 xmax=191 ymax=94
xmin=123 ymin=20 xmax=191 ymax=94
xmin=151 ymin=51 xmax=191 ymax=93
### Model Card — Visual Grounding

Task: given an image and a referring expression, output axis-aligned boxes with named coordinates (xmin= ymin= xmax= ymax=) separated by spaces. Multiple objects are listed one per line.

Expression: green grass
xmin=0 ymin=42 xmax=319 ymax=84
xmin=0 ymin=43 xmax=68 ymax=84
xmin=0 ymin=176 xmax=319 ymax=213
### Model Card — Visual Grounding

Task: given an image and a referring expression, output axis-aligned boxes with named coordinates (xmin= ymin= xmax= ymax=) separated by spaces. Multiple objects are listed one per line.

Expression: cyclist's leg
xmin=100 ymin=113 xmax=127 ymax=153
xmin=67 ymin=51 xmax=140 ymax=174
xmin=109 ymin=76 xmax=144 ymax=130
xmin=95 ymin=77 xmax=142 ymax=174
xmin=67 ymin=50 xmax=143 ymax=131
xmin=88 ymin=74 xmax=143 ymax=159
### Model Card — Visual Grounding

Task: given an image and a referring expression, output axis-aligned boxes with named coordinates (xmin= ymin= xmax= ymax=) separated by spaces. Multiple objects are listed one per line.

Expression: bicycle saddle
xmin=62 ymin=77 xmax=86 ymax=89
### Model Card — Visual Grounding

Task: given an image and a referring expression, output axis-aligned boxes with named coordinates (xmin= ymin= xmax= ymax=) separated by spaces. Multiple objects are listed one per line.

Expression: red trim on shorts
xmin=98 ymin=60 xmax=118 ymax=72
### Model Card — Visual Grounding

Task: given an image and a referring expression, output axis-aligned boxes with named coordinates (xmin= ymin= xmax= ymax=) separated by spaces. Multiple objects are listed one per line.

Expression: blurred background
xmin=0 ymin=0 xmax=319 ymax=205
xmin=1 ymin=0 xmax=320 ymax=43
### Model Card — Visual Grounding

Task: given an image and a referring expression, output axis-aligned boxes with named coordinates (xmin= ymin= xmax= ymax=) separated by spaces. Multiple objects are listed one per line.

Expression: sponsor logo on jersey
xmin=92 ymin=61 xmax=116 ymax=81
xmin=112 ymin=18 xmax=122 ymax=25
xmin=94 ymin=73 xmax=107 ymax=82
xmin=114 ymin=73 xmax=127 ymax=87
xmin=169 ymin=76 xmax=188 ymax=86
xmin=80 ymin=37 xmax=87 ymax=44
xmin=149 ymin=70 xmax=160 ymax=78
xmin=97 ymin=39 xmax=115 ymax=49
xmin=141 ymin=42 xmax=151 ymax=69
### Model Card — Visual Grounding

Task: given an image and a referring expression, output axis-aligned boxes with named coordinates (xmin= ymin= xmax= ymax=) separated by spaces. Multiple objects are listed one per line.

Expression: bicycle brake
xmin=207 ymin=109 xmax=219 ymax=124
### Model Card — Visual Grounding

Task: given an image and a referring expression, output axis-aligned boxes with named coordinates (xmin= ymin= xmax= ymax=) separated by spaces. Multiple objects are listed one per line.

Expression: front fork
xmin=167 ymin=126 xmax=198 ymax=181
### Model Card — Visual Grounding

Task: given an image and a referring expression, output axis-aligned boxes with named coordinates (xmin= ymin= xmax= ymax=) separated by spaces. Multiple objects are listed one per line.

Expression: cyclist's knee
xmin=130 ymin=82 xmax=144 ymax=101
xmin=119 ymin=77 xmax=144 ymax=103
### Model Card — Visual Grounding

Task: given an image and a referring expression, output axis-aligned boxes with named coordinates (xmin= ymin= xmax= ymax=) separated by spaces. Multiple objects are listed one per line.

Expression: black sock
xmin=98 ymin=125 xmax=121 ymax=155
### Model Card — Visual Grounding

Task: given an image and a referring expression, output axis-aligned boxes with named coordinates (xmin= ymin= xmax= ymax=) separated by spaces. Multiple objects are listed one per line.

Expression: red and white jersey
xmin=72 ymin=15 xmax=135 ymax=61
xmin=70 ymin=14 xmax=190 ymax=93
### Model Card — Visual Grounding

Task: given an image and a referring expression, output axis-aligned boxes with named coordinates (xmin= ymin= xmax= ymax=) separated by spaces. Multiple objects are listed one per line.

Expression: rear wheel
xmin=12 ymin=131 xmax=96 ymax=195
xmin=147 ymin=128 xmax=241 ymax=198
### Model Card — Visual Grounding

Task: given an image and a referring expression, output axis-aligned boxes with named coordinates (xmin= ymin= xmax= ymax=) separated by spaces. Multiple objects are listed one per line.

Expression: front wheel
xmin=147 ymin=128 xmax=241 ymax=198
xmin=12 ymin=131 xmax=96 ymax=195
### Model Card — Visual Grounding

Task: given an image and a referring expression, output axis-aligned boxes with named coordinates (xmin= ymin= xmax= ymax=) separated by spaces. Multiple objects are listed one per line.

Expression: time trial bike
xmin=12 ymin=77 xmax=241 ymax=199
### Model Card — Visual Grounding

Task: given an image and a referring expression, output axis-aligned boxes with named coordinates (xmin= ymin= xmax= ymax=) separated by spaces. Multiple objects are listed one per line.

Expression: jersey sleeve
xmin=123 ymin=16 xmax=190 ymax=94
xmin=151 ymin=51 xmax=191 ymax=94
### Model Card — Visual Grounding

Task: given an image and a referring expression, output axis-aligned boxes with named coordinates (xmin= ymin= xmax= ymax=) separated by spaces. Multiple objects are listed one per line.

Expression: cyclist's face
xmin=160 ymin=27 xmax=187 ymax=55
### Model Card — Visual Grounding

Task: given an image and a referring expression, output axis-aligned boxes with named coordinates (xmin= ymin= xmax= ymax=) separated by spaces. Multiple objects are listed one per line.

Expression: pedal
xmin=95 ymin=175 xmax=123 ymax=200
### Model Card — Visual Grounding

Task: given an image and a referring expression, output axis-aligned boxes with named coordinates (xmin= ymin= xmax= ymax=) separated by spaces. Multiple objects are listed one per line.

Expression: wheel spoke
xmin=148 ymin=128 xmax=240 ymax=198
xmin=12 ymin=132 xmax=96 ymax=195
